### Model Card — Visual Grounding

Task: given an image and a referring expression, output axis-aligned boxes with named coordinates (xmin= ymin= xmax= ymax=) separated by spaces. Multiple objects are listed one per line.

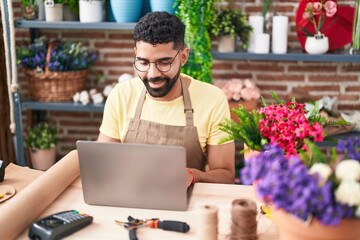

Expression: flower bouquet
xmin=241 ymin=138 xmax=360 ymax=239
xmin=16 ymin=36 xmax=98 ymax=102
xmin=299 ymin=0 xmax=337 ymax=37
xmin=219 ymin=91 xmax=348 ymax=156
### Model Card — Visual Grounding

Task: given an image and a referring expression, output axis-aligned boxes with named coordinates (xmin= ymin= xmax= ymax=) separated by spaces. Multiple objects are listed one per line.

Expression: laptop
xmin=76 ymin=141 xmax=190 ymax=211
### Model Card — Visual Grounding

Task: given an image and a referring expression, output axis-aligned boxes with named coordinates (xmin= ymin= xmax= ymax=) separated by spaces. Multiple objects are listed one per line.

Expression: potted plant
xmin=25 ymin=122 xmax=58 ymax=171
xmin=21 ymin=0 xmax=38 ymax=20
xmin=208 ymin=9 xmax=253 ymax=52
xmin=44 ymin=0 xmax=65 ymax=22
xmin=241 ymin=140 xmax=360 ymax=240
xmin=63 ymin=0 xmax=79 ymax=21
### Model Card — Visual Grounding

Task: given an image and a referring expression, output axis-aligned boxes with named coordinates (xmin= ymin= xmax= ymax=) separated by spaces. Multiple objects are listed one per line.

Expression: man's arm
xmin=97 ymin=133 xmax=121 ymax=143
xmin=188 ymin=142 xmax=235 ymax=185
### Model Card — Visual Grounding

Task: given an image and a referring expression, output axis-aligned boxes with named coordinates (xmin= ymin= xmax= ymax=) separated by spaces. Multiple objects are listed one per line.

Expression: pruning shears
xmin=115 ymin=216 xmax=190 ymax=240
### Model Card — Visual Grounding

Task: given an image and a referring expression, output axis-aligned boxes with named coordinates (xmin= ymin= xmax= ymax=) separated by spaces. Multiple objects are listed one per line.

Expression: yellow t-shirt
xmin=99 ymin=74 xmax=231 ymax=152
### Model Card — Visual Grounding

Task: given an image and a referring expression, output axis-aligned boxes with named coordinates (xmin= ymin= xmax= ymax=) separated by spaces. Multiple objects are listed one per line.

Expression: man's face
xmin=134 ymin=41 xmax=184 ymax=98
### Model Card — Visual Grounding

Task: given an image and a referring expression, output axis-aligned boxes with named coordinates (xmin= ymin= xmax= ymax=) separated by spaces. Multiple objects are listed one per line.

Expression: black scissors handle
xmin=128 ymin=226 xmax=138 ymax=240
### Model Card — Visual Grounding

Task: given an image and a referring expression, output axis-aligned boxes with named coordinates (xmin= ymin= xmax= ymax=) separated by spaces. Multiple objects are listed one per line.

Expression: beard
xmin=141 ymin=69 xmax=181 ymax=98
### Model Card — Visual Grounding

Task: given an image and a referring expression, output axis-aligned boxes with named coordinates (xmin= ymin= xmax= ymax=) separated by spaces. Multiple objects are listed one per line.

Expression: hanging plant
xmin=175 ymin=0 xmax=219 ymax=84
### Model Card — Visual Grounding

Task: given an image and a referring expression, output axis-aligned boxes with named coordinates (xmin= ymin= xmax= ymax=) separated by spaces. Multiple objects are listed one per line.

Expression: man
xmin=97 ymin=11 xmax=235 ymax=187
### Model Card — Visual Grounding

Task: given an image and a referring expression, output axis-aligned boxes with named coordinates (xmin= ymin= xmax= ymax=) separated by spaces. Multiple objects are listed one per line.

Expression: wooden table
xmin=1 ymin=161 xmax=278 ymax=239
xmin=17 ymin=179 xmax=278 ymax=239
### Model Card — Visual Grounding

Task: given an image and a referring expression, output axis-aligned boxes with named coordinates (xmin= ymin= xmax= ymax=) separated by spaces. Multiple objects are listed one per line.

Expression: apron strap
xmin=134 ymin=87 xmax=147 ymax=119
xmin=181 ymin=78 xmax=194 ymax=127
xmin=133 ymin=77 xmax=194 ymax=127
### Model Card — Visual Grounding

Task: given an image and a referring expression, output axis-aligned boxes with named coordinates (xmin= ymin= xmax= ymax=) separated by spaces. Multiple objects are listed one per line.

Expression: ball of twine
xmin=230 ymin=199 xmax=258 ymax=240
xmin=197 ymin=204 xmax=218 ymax=240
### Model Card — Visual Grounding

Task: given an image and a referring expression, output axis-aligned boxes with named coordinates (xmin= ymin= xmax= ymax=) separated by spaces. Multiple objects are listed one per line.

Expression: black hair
xmin=134 ymin=11 xmax=185 ymax=50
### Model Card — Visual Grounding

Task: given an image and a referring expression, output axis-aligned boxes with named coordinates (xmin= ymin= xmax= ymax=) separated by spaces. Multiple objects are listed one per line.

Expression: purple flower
xmin=17 ymin=39 xmax=98 ymax=72
xmin=242 ymin=144 xmax=357 ymax=226
xmin=336 ymin=137 xmax=360 ymax=161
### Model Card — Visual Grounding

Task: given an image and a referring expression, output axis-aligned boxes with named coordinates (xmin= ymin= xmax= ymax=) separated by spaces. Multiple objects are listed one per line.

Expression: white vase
xmin=218 ymin=35 xmax=235 ymax=52
xmin=44 ymin=0 xmax=63 ymax=22
xmin=79 ymin=0 xmax=103 ymax=23
xmin=30 ymin=147 xmax=56 ymax=171
xmin=305 ymin=33 xmax=329 ymax=54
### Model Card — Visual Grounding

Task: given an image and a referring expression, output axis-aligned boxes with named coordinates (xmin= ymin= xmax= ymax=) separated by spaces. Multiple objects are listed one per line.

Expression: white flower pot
xmin=218 ymin=35 xmax=235 ymax=52
xmin=305 ymin=34 xmax=329 ymax=54
xmin=79 ymin=0 xmax=103 ymax=23
xmin=44 ymin=1 xmax=63 ymax=22
xmin=30 ymin=147 xmax=56 ymax=171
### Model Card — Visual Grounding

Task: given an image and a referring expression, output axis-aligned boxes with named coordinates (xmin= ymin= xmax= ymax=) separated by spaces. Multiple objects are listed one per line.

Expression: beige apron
xmin=124 ymin=78 xmax=206 ymax=170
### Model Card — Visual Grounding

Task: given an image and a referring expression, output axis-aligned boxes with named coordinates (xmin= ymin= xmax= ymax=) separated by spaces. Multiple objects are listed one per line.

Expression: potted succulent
xmin=25 ymin=122 xmax=58 ymax=171
xmin=21 ymin=0 xmax=38 ymax=20
xmin=208 ymin=9 xmax=253 ymax=52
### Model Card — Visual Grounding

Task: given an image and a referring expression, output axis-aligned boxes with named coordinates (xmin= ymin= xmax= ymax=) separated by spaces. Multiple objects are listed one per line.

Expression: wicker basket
xmin=24 ymin=42 xmax=88 ymax=102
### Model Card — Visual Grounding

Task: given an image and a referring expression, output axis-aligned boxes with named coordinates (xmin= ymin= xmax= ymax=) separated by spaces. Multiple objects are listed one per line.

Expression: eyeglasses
xmin=133 ymin=49 xmax=181 ymax=73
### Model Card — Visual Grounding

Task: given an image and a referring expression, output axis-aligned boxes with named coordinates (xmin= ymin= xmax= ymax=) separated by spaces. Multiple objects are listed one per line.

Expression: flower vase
xmin=305 ymin=33 xmax=329 ymax=54
xmin=350 ymin=0 xmax=360 ymax=54
xmin=273 ymin=209 xmax=360 ymax=240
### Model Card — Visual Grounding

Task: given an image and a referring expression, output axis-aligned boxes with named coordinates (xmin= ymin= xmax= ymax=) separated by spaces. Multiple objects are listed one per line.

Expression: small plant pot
xmin=79 ymin=0 xmax=103 ymax=23
xmin=22 ymin=5 xmax=38 ymax=20
xmin=218 ymin=35 xmax=235 ymax=52
xmin=30 ymin=147 xmax=56 ymax=171
xmin=305 ymin=33 xmax=329 ymax=54
xmin=44 ymin=1 xmax=63 ymax=22
xmin=63 ymin=4 xmax=79 ymax=21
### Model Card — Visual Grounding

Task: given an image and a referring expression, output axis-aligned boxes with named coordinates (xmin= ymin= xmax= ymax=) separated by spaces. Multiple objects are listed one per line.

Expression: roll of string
xmin=197 ymin=205 xmax=218 ymax=240
xmin=231 ymin=199 xmax=258 ymax=240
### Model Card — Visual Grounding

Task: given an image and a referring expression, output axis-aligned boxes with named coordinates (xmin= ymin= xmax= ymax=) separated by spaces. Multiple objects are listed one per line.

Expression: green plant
xmin=208 ymin=9 xmax=253 ymax=50
xmin=175 ymin=0 xmax=219 ymax=84
xmin=21 ymin=0 xmax=36 ymax=6
xmin=25 ymin=123 xmax=58 ymax=151
xmin=64 ymin=0 xmax=79 ymax=15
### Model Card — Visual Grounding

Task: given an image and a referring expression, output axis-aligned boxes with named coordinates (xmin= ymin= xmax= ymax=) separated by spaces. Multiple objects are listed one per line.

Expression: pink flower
xmin=324 ymin=1 xmax=337 ymax=17
xmin=215 ymin=79 xmax=260 ymax=102
xmin=312 ymin=2 xmax=323 ymax=15
xmin=258 ymin=102 xmax=324 ymax=156
xmin=301 ymin=0 xmax=337 ymax=36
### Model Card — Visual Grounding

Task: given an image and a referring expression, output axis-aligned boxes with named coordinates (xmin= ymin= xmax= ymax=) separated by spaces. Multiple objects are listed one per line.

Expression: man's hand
xmin=186 ymin=168 xmax=195 ymax=188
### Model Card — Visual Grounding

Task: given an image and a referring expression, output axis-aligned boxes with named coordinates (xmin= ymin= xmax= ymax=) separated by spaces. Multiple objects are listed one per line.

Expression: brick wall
xmin=8 ymin=0 xmax=360 ymax=159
